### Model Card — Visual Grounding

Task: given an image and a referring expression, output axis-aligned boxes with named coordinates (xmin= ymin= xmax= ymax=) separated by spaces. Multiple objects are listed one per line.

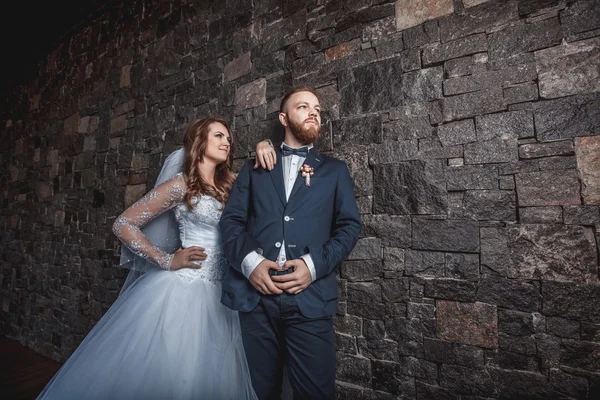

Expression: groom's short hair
xmin=279 ymin=86 xmax=318 ymax=113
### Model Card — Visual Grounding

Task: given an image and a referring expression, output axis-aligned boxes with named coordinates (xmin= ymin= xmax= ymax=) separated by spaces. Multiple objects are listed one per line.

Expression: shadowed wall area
xmin=1 ymin=0 xmax=600 ymax=398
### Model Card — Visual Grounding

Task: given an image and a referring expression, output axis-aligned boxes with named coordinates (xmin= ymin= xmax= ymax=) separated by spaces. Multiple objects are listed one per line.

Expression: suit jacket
xmin=220 ymin=147 xmax=361 ymax=318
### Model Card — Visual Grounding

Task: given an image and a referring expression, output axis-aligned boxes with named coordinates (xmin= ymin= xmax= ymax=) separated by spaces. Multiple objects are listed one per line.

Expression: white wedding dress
xmin=38 ymin=174 xmax=257 ymax=400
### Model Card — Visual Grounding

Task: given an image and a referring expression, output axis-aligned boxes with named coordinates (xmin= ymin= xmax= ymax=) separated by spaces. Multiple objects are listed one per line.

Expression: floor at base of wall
xmin=0 ymin=336 xmax=62 ymax=400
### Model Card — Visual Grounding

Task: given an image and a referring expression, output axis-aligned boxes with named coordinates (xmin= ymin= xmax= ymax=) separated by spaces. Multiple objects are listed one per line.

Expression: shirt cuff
xmin=241 ymin=251 xmax=266 ymax=279
xmin=300 ymin=253 xmax=316 ymax=282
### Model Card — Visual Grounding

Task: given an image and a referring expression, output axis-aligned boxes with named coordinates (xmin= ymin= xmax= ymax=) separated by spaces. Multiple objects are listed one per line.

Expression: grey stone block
xmin=488 ymin=18 xmax=562 ymax=60
xmin=478 ymin=276 xmax=541 ymax=312
xmin=442 ymin=88 xmax=506 ymax=122
xmin=534 ymin=92 xmax=600 ymax=142
xmin=438 ymin=119 xmax=476 ymax=146
xmin=422 ymin=34 xmax=488 ymax=66
xmin=412 ymin=218 xmax=480 ymax=253
xmin=361 ymin=214 xmax=411 ymax=247
xmin=439 ymin=0 xmax=519 ymax=42
xmin=515 ymin=170 xmax=581 ymax=206
xmin=332 ymin=115 xmax=383 ymax=148
xmin=446 ymin=164 xmax=498 ymax=190
xmin=536 ymin=36 xmax=600 ymax=99
xmin=383 ymin=116 xmax=432 ymax=141
xmin=519 ymin=139 xmax=574 ymax=159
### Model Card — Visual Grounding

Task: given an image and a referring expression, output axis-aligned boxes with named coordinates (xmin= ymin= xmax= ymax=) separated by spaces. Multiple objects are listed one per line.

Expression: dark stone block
xmin=443 ymin=63 xmax=536 ymax=96
xmin=581 ymin=322 xmax=600 ymax=342
xmin=423 ymin=278 xmax=477 ymax=302
xmin=547 ymin=317 xmax=580 ymax=339
xmin=412 ymin=218 xmax=479 ymax=253
xmin=334 ymin=314 xmax=362 ymax=335
xmin=439 ymin=0 xmax=519 ymax=42
xmin=440 ymin=365 xmax=496 ymax=397
xmin=437 ymin=119 xmax=476 ymax=147
xmin=561 ymin=0 xmax=600 ymax=37
xmin=563 ymin=205 xmax=600 ymax=225
xmin=423 ymin=338 xmax=454 ymax=363
xmin=336 ymin=332 xmax=358 ymax=354
xmin=477 ymin=276 xmax=541 ymax=312
xmin=371 ymin=360 xmax=412 ymax=395
xmin=364 ymin=318 xmax=386 ymax=340
xmin=533 ymin=93 xmax=600 ymax=141
xmin=403 ymin=20 xmax=440 ymax=48
xmin=488 ymin=18 xmax=562 ymax=60
xmin=332 ymin=115 xmax=382 ymax=148
xmin=488 ymin=349 xmax=540 ymax=372
xmin=503 ymin=81 xmax=539 ymax=104
xmin=339 ymin=57 xmax=404 ymax=116
xmin=519 ymin=139 xmax=574 ymax=159
xmin=417 ymin=137 xmax=463 ymax=160
xmin=383 ymin=116 xmax=432 ymax=141
xmin=543 ymin=281 xmax=600 ymax=323
xmin=380 ymin=277 xmax=410 ymax=303
xmin=422 ymin=34 xmax=488 ymax=66
xmin=442 ymin=88 xmax=506 ymax=122
xmin=446 ymin=164 xmax=498 ymax=190
xmin=451 ymin=190 xmax=516 ymax=221
xmin=499 ymin=333 xmax=537 ymax=356
xmin=368 ymin=139 xmax=419 ymax=164
xmin=560 ymin=339 xmax=600 ymax=373
xmin=373 ymin=161 xmax=446 ymax=215
xmin=415 ymin=382 xmax=459 ymax=400
xmin=358 ymin=338 xmax=399 ymax=363
xmin=337 ymin=353 xmax=372 ymax=386
xmin=549 ymin=368 xmax=590 ymax=399
xmin=516 ymin=170 xmax=581 ymax=207
xmin=519 ymin=207 xmax=563 ymax=224
xmin=341 ymin=260 xmax=383 ymax=282
xmin=445 ymin=252 xmax=480 ymax=280
xmin=348 ymin=237 xmax=382 ymax=260
xmin=444 ymin=53 xmax=488 ymax=78
xmin=498 ymin=309 xmax=536 ymax=336
xmin=407 ymin=302 xmax=435 ymax=319
xmin=490 ymin=368 xmax=552 ymax=400
xmin=405 ymin=250 xmax=445 ymax=277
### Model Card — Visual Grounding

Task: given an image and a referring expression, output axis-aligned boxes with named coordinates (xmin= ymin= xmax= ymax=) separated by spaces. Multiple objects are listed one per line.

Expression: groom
xmin=220 ymin=86 xmax=361 ymax=399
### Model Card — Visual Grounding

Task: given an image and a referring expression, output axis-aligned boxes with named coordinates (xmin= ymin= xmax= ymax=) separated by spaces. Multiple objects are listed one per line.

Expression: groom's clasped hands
xmin=249 ymin=258 xmax=312 ymax=295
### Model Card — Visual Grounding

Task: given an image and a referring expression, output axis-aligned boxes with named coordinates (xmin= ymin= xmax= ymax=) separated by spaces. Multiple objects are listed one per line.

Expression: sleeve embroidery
xmin=112 ymin=175 xmax=186 ymax=270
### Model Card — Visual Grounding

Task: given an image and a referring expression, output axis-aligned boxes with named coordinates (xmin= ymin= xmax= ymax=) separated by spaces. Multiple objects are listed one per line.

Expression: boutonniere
xmin=300 ymin=164 xmax=314 ymax=186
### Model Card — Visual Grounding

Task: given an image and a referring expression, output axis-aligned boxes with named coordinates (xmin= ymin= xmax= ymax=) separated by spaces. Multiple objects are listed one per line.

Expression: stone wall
xmin=1 ymin=0 xmax=599 ymax=398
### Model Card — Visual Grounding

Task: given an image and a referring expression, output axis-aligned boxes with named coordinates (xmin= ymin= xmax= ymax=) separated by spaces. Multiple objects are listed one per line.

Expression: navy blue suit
xmin=220 ymin=147 xmax=361 ymax=399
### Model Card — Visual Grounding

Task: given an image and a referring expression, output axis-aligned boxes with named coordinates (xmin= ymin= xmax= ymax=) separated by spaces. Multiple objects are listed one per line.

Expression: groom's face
xmin=281 ymin=91 xmax=321 ymax=145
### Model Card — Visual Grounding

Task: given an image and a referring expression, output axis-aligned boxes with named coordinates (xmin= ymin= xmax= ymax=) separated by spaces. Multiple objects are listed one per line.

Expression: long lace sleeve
xmin=113 ymin=175 xmax=186 ymax=270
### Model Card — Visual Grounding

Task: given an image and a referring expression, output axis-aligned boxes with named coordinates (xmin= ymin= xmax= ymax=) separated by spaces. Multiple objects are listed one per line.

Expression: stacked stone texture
xmin=1 ymin=0 xmax=599 ymax=398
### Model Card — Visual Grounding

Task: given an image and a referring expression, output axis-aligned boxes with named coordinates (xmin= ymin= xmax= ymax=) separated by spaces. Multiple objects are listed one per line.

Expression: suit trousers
xmin=239 ymin=292 xmax=335 ymax=400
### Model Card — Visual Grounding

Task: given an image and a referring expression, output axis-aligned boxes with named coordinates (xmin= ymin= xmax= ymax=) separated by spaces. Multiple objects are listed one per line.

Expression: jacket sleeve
xmin=219 ymin=161 xmax=261 ymax=275
xmin=306 ymin=163 xmax=361 ymax=279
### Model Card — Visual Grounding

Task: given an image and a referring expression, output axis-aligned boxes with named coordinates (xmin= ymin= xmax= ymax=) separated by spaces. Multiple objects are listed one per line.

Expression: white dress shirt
xmin=240 ymin=142 xmax=317 ymax=281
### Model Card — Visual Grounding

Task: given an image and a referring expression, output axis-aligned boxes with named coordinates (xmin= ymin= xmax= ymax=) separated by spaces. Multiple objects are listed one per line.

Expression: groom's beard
xmin=288 ymin=118 xmax=320 ymax=145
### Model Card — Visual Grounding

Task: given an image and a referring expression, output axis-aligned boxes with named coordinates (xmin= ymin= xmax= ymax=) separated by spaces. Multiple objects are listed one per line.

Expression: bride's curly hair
xmin=182 ymin=118 xmax=236 ymax=209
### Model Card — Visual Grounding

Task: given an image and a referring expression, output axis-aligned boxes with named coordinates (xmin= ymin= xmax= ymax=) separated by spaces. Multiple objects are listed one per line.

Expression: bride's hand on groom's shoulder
xmin=271 ymin=259 xmax=311 ymax=295
xmin=254 ymin=140 xmax=276 ymax=170
xmin=169 ymin=247 xmax=207 ymax=270
xmin=250 ymin=259 xmax=284 ymax=295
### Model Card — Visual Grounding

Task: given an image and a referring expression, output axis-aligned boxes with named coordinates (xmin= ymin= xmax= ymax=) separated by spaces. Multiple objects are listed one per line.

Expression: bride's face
xmin=202 ymin=122 xmax=231 ymax=164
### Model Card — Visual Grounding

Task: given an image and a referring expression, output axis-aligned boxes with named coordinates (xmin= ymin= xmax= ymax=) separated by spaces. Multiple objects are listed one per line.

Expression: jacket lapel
xmin=288 ymin=148 xmax=323 ymax=202
xmin=269 ymin=147 xmax=287 ymax=206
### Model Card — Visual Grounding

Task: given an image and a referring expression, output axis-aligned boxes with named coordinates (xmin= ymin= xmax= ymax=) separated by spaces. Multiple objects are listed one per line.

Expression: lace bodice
xmin=113 ymin=174 xmax=227 ymax=284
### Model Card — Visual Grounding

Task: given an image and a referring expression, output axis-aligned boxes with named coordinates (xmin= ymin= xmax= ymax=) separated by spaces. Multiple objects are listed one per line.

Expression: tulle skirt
xmin=37 ymin=268 xmax=257 ymax=400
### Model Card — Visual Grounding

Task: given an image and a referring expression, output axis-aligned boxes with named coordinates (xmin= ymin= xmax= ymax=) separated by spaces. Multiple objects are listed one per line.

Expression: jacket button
xmin=275 ymin=242 xmax=282 ymax=248
xmin=284 ymin=216 xmax=290 ymax=221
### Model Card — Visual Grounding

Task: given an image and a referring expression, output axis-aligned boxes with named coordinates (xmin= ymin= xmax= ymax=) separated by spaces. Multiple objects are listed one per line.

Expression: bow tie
xmin=281 ymin=144 xmax=309 ymax=157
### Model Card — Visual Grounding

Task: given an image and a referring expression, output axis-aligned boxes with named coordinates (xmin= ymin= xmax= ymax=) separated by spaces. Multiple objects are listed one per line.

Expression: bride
xmin=38 ymin=118 xmax=276 ymax=399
